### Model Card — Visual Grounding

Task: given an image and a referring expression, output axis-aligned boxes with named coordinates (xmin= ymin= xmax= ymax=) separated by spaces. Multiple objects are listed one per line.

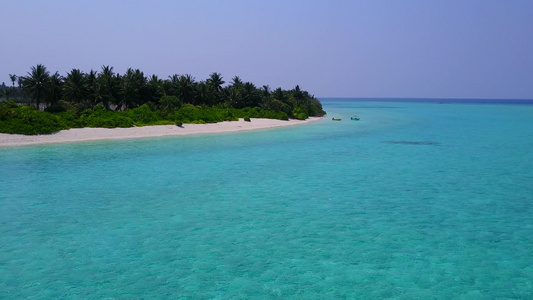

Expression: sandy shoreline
xmin=0 ymin=117 xmax=323 ymax=147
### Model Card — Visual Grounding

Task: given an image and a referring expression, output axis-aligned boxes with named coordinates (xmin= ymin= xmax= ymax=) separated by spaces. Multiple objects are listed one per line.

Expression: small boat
xmin=350 ymin=116 xmax=360 ymax=121
xmin=332 ymin=118 xmax=342 ymax=121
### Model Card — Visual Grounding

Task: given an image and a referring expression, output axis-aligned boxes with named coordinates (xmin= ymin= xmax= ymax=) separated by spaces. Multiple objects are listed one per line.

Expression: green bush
xmin=44 ymin=102 xmax=67 ymax=113
xmin=0 ymin=100 xmax=18 ymax=121
xmin=229 ymin=107 xmax=288 ymax=121
xmin=170 ymin=105 xmax=232 ymax=124
xmin=308 ymin=99 xmax=326 ymax=116
xmin=151 ymin=120 xmax=175 ymax=125
xmin=292 ymin=106 xmax=308 ymax=120
xmin=56 ymin=111 xmax=84 ymax=128
xmin=0 ymin=104 xmax=69 ymax=135
xmin=270 ymin=99 xmax=292 ymax=116
xmin=121 ymin=104 xmax=162 ymax=125
xmin=80 ymin=104 xmax=134 ymax=128
xmin=159 ymin=95 xmax=181 ymax=115
xmin=261 ymin=110 xmax=289 ymax=120
xmin=244 ymin=117 xmax=251 ymax=122
xmin=0 ymin=99 xmax=302 ymax=135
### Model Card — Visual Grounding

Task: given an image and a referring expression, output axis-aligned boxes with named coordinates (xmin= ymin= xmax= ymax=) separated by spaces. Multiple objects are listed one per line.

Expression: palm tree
xmin=146 ymin=75 xmax=163 ymax=103
xmin=168 ymin=74 xmax=180 ymax=98
xmin=63 ymin=69 xmax=88 ymax=104
xmin=161 ymin=77 xmax=173 ymax=97
xmin=86 ymin=69 xmax=99 ymax=106
xmin=272 ymin=87 xmax=287 ymax=103
xmin=9 ymin=74 xmax=17 ymax=88
xmin=261 ymin=85 xmax=270 ymax=96
xmin=120 ymin=68 xmax=148 ymax=110
xmin=195 ymin=81 xmax=211 ymax=106
xmin=268 ymin=87 xmax=291 ymax=114
xmin=1 ymin=83 xmax=11 ymax=100
xmin=231 ymin=76 xmax=243 ymax=88
xmin=97 ymin=65 xmax=121 ymax=109
xmin=167 ymin=74 xmax=196 ymax=105
xmin=208 ymin=72 xmax=224 ymax=90
xmin=178 ymin=74 xmax=196 ymax=104
xmin=242 ymin=82 xmax=261 ymax=108
xmin=8 ymin=74 xmax=18 ymax=100
xmin=46 ymin=72 xmax=63 ymax=106
xmin=20 ymin=64 xmax=50 ymax=110
xmin=228 ymin=76 xmax=244 ymax=108
xmin=121 ymin=68 xmax=137 ymax=110
xmin=289 ymin=85 xmax=309 ymax=109
xmin=207 ymin=72 xmax=224 ymax=105
xmin=259 ymin=85 xmax=271 ymax=108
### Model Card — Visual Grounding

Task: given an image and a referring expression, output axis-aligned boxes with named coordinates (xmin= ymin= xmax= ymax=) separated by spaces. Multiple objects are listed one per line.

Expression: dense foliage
xmin=0 ymin=101 xmax=297 ymax=135
xmin=0 ymin=101 xmax=68 ymax=134
xmin=1 ymin=64 xmax=325 ymax=135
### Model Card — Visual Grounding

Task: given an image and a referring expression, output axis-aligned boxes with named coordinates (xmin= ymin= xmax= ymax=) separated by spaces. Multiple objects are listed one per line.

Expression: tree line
xmin=0 ymin=64 xmax=325 ymax=135
xmin=2 ymin=64 xmax=324 ymax=117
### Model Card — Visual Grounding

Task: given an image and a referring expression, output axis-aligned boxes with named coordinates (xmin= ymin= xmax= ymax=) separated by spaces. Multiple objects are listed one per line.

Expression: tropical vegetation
xmin=1 ymin=64 xmax=325 ymax=135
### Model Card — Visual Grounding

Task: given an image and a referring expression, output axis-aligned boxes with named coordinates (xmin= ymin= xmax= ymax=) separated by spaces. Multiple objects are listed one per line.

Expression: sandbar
xmin=0 ymin=117 xmax=323 ymax=147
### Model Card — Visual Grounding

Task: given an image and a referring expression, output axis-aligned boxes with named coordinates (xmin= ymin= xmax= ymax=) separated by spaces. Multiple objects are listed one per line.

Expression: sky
xmin=1 ymin=0 xmax=532 ymax=99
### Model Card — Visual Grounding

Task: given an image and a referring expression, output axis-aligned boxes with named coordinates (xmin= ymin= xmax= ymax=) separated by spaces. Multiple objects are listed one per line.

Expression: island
xmin=0 ymin=64 xmax=326 ymax=139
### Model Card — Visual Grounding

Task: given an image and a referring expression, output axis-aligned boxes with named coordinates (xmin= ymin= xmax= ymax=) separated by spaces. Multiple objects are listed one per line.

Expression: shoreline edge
xmin=0 ymin=117 xmax=323 ymax=148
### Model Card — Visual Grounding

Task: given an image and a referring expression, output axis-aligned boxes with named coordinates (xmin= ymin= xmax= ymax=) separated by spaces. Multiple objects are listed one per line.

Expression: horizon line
xmin=316 ymin=96 xmax=533 ymax=101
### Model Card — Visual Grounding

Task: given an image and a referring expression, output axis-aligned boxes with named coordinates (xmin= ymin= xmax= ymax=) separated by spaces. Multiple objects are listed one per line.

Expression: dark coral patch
xmin=383 ymin=141 xmax=441 ymax=146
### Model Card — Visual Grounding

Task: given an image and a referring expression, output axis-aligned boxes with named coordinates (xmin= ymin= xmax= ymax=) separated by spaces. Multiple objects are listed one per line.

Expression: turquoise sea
xmin=1 ymin=98 xmax=532 ymax=299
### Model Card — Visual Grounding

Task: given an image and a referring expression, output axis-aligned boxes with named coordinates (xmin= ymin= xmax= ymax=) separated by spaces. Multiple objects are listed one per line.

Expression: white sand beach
xmin=0 ymin=117 xmax=323 ymax=147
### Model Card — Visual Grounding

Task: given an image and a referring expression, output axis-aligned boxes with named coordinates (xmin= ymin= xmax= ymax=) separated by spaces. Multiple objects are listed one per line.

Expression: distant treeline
xmin=0 ymin=64 xmax=325 ymax=135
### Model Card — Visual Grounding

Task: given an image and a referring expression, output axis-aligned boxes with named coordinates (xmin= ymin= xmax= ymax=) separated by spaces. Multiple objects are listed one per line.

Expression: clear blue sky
xmin=1 ymin=0 xmax=532 ymax=99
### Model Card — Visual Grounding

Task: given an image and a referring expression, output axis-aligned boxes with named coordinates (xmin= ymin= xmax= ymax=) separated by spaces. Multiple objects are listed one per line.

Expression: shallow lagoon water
xmin=1 ymin=99 xmax=532 ymax=299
